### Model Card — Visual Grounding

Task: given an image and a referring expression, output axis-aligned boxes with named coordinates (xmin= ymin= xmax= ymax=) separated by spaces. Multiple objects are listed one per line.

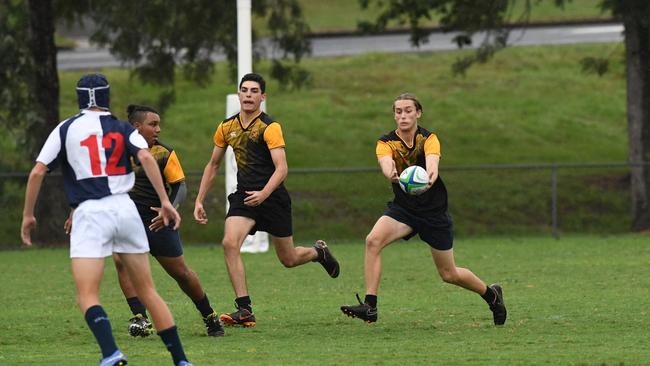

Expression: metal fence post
xmin=551 ymin=164 xmax=559 ymax=239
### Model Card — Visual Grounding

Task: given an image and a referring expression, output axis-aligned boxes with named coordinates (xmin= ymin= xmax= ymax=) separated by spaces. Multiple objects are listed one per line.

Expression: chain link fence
xmin=0 ymin=162 xmax=636 ymax=247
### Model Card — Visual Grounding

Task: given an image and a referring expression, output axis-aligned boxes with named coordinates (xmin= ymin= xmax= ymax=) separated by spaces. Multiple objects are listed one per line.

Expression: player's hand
xmin=194 ymin=202 xmax=208 ymax=224
xmin=427 ymin=171 xmax=436 ymax=189
xmin=64 ymin=217 xmax=72 ymax=234
xmin=389 ymin=169 xmax=399 ymax=184
xmin=244 ymin=190 xmax=268 ymax=207
xmin=21 ymin=215 xmax=37 ymax=246
xmin=149 ymin=207 xmax=165 ymax=232
xmin=160 ymin=201 xmax=181 ymax=230
xmin=63 ymin=209 xmax=74 ymax=235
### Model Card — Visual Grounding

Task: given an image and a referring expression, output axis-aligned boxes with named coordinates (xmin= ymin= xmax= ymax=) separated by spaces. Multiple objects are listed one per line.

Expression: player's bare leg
xmin=117 ymin=253 xmax=174 ymax=330
xmin=219 ymin=216 xmax=257 ymax=327
xmin=71 ymin=258 xmax=105 ymax=313
xmin=341 ymin=216 xmax=410 ymax=323
xmin=272 ymin=236 xmax=317 ymax=267
xmin=157 ymin=255 xmax=225 ymax=336
xmin=430 ymin=248 xmax=487 ymax=293
xmin=222 ymin=216 xmax=255 ymax=297
xmin=156 ymin=256 xmax=204 ymax=299
xmin=272 ymin=235 xmax=340 ymax=277
xmin=113 ymin=254 xmax=153 ymax=337
xmin=431 ymin=248 xmax=507 ymax=325
xmin=118 ymin=252 xmax=191 ymax=364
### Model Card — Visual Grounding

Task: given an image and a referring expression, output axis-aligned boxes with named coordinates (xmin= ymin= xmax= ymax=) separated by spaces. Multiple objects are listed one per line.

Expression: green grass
xmin=292 ymin=0 xmax=611 ymax=34
xmin=1 ymin=235 xmax=649 ymax=365
xmin=52 ymin=43 xmax=627 ymax=171
xmin=1 ymin=43 xmax=630 ymax=245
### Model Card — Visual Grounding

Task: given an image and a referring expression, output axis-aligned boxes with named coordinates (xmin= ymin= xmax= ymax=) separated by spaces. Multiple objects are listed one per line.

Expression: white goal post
xmin=225 ymin=0 xmax=269 ymax=253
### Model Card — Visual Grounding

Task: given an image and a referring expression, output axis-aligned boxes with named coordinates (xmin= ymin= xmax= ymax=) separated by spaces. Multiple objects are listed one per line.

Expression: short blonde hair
xmin=393 ymin=93 xmax=423 ymax=112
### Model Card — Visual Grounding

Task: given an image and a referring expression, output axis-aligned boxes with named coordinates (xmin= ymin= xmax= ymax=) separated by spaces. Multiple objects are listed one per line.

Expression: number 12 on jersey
xmin=80 ymin=133 xmax=127 ymax=176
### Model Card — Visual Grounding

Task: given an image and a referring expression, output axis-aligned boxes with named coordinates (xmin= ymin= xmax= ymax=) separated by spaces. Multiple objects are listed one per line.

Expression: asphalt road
xmin=57 ymin=23 xmax=624 ymax=70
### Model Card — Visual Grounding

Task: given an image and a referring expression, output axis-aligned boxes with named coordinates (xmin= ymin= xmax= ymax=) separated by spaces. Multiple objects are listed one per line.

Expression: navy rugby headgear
xmin=76 ymin=74 xmax=110 ymax=110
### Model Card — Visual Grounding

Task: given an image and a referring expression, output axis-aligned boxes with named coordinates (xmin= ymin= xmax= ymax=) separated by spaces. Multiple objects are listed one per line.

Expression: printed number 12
xmin=80 ymin=133 xmax=127 ymax=176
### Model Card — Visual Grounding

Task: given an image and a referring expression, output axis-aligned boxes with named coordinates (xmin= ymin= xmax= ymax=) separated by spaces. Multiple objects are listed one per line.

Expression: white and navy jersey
xmin=36 ymin=110 xmax=148 ymax=207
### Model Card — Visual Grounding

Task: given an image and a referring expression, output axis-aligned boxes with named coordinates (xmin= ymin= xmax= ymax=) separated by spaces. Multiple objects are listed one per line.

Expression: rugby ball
xmin=398 ymin=165 xmax=429 ymax=195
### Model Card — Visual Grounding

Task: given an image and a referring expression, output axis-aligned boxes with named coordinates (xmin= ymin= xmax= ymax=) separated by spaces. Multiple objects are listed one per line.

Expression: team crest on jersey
xmin=229 ymin=132 xmax=237 ymax=137
xmin=249 ymin=128 xmax=260 ymax=141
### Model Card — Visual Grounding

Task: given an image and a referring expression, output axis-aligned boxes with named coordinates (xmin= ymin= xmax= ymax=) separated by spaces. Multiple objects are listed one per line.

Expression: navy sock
xmin=364 ymin=294 xmax=378 ymax=308
xmin=481 ymin=286 xmax=496 ymax=305
xmin=126 ymin=296 xmax=147 ymax=318
xmin=193 ymin=294 xmax=215 ymax=318
xmin=235 ymin=296 xmax=252 ymax=312
xmin=158 ymin=326 xmax=187 ymax=365
xmin=84 ymin=305 xmax=118 ymax=358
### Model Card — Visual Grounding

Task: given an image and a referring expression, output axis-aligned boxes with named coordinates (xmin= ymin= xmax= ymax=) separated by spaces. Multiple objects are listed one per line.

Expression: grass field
xmin=1 ymin=235 xmax=649 ymax=365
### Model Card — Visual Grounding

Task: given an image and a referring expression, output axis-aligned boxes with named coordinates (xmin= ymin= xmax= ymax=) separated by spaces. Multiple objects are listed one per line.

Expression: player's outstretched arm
xmin=378 ymin=156 xmax=399 ymax=183
xmin=21 ymin=163 xmax=48 ymax=246
xmin=425 ymin=154 xmax=440 ymax=187
xmin=194 ymin=146 xmax=225 ymax=224
xmin=137 ymin=148 xmax=181 ymax=230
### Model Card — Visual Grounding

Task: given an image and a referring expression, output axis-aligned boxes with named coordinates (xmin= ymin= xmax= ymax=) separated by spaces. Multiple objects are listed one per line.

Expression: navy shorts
xmin=140 ymin=216 xmax=183 ymax=257
xmin=226 ymin=187 xmax=293 ymax=238
xmin=383 ymin=202 xmax=454 ymax=251
xmin=136 ymin=203 xmax=183 ymax=257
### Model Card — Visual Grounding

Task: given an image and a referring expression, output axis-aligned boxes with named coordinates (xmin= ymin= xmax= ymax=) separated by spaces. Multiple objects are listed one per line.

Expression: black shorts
xmin=226 ymin=187 xmax=293 ymax=237
xmin=140 ymin=215 xmax=184 ymax=258
xmin=384 ymin=202 xmax=453 ymax=251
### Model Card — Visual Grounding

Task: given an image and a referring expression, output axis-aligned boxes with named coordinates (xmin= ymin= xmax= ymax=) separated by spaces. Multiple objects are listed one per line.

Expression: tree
xmin=58 ymin=0 xmax=312 ymax=106
xmin=1 ymin=0 xmax=68 ymax=244
xmin=1 ymin=0 xmax=311 ymax=244
xmin=359 ymin=0 xmax=650 ymax=231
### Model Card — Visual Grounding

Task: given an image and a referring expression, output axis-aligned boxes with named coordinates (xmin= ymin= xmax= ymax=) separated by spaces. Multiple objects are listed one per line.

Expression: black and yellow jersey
xmin=213 ymin=112 xmax=285 ymax=191
xmin=376 ymin=126 xmax=448 ymax=215
xmin=129 ymin=140 xmax=185 ymax=217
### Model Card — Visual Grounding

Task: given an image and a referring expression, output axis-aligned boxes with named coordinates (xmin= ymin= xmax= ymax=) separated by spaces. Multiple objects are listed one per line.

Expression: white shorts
xmin=70 ymin=194 xmax=149 ymax=258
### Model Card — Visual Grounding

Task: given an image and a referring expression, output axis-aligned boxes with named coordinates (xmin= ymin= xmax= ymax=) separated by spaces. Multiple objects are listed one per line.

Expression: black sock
xmin=158 ymin=326 xmax=187 ymax=365
xmin=235 ymin=296 xmax=252 ymax=312
xmin=126 ymin=296 xmax=147 ymax=318
xmin=364 ymin=294 xmax=378 ymax=308
xmin=481 ymin=286 xmax=496 ymax=305
xmin=193 ymin=294 xmax=215 ymax=318
xmin=84 ymin=305 xmax=118 ymax=358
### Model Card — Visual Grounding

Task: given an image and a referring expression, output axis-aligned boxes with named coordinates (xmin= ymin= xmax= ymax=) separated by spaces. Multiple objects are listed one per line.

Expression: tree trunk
xmin=27 ymin=0 xmax=69 ymax=245
xmin=624 ymin=15 xmax=650 ymax=231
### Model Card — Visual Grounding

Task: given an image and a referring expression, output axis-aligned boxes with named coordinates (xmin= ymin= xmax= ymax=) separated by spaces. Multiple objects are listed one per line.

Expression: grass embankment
xmin=294 ymin=0 xmax=612 ymax=34
xmin=1 ymin=43 xmax=627 ymax=246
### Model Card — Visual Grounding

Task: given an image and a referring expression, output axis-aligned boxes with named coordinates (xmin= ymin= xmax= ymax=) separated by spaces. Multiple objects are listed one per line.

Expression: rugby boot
xmin=488 ymin=284 xmax=507 ymax=326
xmin=219 ymin=304 xmax=256 ymax=327
xmin=313 ymin=240 xmax=340 ymax=278
xmin=128 ymin=314 xmax=153 ymax=337
xmin=341 ymin=294 xmax=378 ymax=323
xmin=203 ymin=312 xmax=225 ymax=336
